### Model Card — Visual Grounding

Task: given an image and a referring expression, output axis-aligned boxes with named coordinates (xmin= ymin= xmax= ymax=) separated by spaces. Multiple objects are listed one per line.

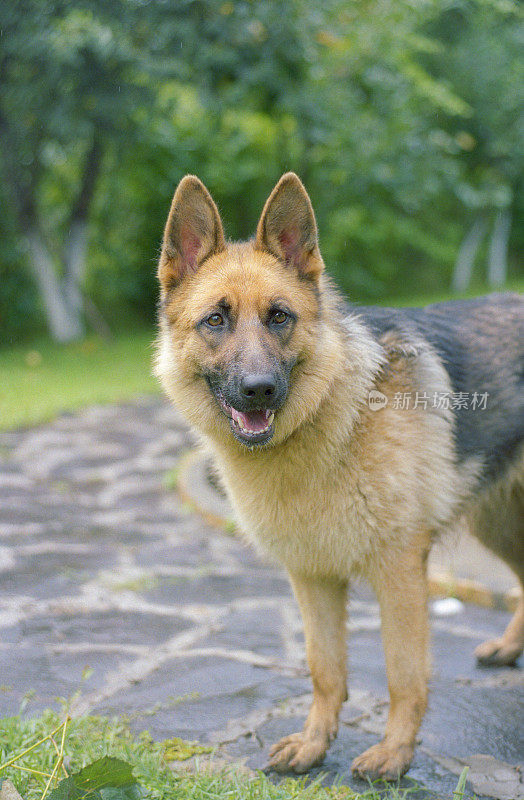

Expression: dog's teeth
xmin=231 ymin=408 xmax=274 ymax=438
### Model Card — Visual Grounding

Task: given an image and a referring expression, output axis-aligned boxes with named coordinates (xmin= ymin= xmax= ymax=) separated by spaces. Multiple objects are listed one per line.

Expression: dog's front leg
xmin=268 ymin=573 xmax=348 ymax=774
xmin=352 ymin=545 xmax=430 ymax=780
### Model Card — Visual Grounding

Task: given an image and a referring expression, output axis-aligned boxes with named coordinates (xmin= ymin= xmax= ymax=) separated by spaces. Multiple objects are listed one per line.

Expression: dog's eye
xmin=271 ymin=310 xmax=288 ymax=325
xmin=206 ymin=313 xmax=224 ymax=327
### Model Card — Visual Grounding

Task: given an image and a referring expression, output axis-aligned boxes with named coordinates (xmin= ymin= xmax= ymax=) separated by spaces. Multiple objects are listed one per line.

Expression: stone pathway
xmin=0 ymin=398 xmax=522 ymax=799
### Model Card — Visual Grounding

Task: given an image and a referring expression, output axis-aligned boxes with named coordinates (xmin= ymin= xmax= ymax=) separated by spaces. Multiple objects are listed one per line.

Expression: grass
xmin=0 ymin=328 xmax=159 ymax=431
xmin=0 ymin=710 xmax=471 ymax=800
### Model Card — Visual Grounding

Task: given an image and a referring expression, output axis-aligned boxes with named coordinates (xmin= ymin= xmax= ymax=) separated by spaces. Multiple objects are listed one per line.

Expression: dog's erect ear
xmin=255 ymin=172 xmax=323 ymax=279
xmin=158 ymin=175 xmax=226 ymax=290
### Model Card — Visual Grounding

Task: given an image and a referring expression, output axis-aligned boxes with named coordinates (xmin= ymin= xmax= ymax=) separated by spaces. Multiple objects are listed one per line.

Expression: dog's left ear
xmin=255 ymin=172 xmax=324 ymax=279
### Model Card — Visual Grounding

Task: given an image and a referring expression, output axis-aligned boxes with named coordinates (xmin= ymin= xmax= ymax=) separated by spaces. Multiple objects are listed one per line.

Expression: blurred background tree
xmin=0 ymin=0 xmax=522 ymax=344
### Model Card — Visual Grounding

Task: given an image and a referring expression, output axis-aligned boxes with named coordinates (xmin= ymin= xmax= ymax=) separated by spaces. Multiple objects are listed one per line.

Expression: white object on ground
xmin=431 ymin=597 xmax=464 ymax=616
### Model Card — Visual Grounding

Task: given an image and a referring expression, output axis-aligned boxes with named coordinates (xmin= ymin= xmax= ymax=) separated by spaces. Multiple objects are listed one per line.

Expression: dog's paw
xmin=475 ymin=637 xmax=523 ymax=667
xmin=351 ymin=741 xmax=414 ymax=781
xmin=266 ymin=732 xmax=328 ymax=774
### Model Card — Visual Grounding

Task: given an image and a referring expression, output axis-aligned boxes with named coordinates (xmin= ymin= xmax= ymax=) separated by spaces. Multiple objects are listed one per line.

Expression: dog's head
xmin=156 ymin=173 xmax=343 ymax=449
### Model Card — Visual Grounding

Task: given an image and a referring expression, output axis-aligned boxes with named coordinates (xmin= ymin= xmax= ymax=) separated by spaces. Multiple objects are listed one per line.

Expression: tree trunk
xmin=60 ymin=136 xmax=103 ymax=338
xmin=64 ymin=219 xmax=89 ymax=325
xmin=487 ymin=208 xmax=511 ymax=287
xmin=1 ymin=126 xmax=103 ymax=342
xmin=27 ymin=229 xmax=84 ymax=342
xmin=452 ymin=215 xmax=487 ymax=293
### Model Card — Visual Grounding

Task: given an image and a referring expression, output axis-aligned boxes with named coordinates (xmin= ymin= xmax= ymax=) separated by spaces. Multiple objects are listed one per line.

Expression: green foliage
xmin=423 ymin=0 xmax=524 ymax=208
xmin=0 ymin=0 xmax=522 ymax=342
xmin=48 ymin=757 xmax=140 ymax=800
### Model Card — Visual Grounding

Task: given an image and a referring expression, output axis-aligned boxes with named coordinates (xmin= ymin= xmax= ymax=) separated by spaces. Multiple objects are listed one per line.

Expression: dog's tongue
xmin=231 ymin=408 xmax=269 ymax=433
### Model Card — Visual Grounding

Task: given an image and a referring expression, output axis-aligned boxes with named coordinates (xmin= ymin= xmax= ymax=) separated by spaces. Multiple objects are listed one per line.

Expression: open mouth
xmin=215 ymin=390 xmax=275 ymax=445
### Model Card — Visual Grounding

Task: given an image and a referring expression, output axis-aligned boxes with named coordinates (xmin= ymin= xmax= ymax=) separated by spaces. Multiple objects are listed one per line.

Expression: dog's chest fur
xmin=209 ymin=365 xmax=469 ymax=580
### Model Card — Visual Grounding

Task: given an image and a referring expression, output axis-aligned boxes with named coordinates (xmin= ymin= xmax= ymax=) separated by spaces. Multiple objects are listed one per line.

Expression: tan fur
xmin=269 ymin=574 xmax=348 ymax=773
xmin=155 ymin=173 xmax=523 ymax=780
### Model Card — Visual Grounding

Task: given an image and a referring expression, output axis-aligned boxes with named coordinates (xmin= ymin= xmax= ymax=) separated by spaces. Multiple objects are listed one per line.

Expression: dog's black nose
xmin=240 ymin=373 xmax=276 ymax=404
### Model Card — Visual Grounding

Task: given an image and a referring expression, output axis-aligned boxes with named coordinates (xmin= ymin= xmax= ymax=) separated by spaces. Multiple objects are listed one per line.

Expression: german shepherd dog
xmin=155 ymin=173 xmax=524 ymax=780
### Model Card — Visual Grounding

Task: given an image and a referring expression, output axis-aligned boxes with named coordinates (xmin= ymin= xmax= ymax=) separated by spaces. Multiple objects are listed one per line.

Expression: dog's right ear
xmin=255 ymin=172 xmax=323 ymax=280
xmin=158 ymin=176 xmax=226 ymax=290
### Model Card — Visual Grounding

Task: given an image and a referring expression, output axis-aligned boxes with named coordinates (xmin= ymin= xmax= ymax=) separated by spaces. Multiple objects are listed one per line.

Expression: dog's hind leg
xmin=267 ymin=574 xmax=348 ymax=774
xmin=352 ymin=540 xmax=430 ymax=781
xmin=470 ymin=467 xmax=524 ymax=667
xmin=476 ymin=591 xmax=524 ymax=666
